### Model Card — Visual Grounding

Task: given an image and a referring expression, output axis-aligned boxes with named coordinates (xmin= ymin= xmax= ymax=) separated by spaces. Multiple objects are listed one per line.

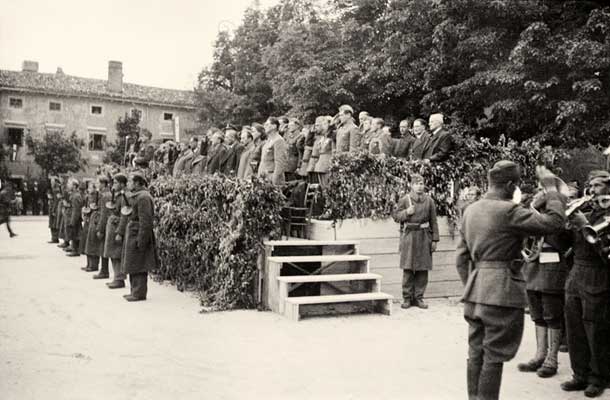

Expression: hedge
xmin=150 ymin=175 xmax=285 ymax=310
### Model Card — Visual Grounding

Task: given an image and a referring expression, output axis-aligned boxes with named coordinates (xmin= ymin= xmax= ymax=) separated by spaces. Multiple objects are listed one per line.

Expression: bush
xmin=321 ymin=134 xmax=567 ymax=223
xmin=150 ymin=175 xmax=285 ymax=310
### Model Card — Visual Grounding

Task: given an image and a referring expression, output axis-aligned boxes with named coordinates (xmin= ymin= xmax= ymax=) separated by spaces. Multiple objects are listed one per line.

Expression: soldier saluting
xmin=456 ymin=161 xmax=566 ymax=400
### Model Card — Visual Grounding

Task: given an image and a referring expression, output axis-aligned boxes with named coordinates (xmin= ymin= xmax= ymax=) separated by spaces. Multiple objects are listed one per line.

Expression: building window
xmin=7 ymin=127 xmax=24 ymax=146
xmin=163 ymin=112 xmax=174 ymax=121
xmin=9 ymin=97 xmax=23 ymax=109
xmin=91 ymin=105 xmax=103 ymax=115
xmin=49 ymin=101 xmax=62 ymax=111
xmin=88 ymin=132 xmax=106 ymax=151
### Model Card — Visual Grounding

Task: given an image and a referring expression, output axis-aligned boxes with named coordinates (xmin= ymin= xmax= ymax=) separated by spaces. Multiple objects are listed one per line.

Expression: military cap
xmin=339 ymin=104 xmax=354 ymax=114
xmin=488 ymin=160 xmax=521 ymax=185
xmin=130 ymin=171 xmax=148 ymax=187
xmin=112 ymin=173 xmax=128 ymax=185
xmin=588 ymin=169 xmax=610 ymax=183
xmin=225 ymin=124 xmax=238 ymax=132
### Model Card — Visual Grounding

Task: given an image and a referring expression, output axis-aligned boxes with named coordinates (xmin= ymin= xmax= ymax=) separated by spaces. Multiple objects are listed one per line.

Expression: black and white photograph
xmin=1 ymin=0 xmax=610 ymax=399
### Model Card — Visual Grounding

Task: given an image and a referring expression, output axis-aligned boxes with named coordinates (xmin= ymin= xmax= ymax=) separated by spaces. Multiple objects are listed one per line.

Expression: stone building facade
xmin=0 ymin=60 xmax=199 ymax=178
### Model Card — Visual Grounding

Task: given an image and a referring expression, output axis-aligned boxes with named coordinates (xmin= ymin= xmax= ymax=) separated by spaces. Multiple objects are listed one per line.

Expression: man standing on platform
xmin=423 ymin=113 xmax=454 ymax=163
xmin=393 ymin=119 xmax=415 ymax=159
xmin=456 ymin=161 xmax=566 ymax=400
xmin=335 ymin=105 xmax=361 ymax=153
xmin=392 ymin=174 xmax=439 ymax=309
xmin=121 ymin=172 xmax=157 ymax=301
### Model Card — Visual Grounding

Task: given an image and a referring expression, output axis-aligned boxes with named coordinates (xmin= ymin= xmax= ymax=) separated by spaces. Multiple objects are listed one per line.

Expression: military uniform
xmin=335 ymin=119 xmax=360 ymax=153
xmin=93 ymin=189 xmax=113 ymax=278
xmin=258 ymin=135 xmax=288 ymax=185
xmin=103 ymin=191 xmax=127 ymax=287
xmin=48 ymin=188 xmax=60 ymax=242
xmin=456 ymin=161 xmax=565 ymax=400
xmin=84 ymin=192 xmax=104 ymax=269
xmin=55 ymin=191 xmax=67 ymax=247
xmin=563 ymin=208 xmax=610 ymax=393
xmin=392 ymin=190 xmax=439 ymax=305
xmin=121 ymin=187 xmax=158 ymax=300
xmin=66 ymin=188 xmax=83 ymax=255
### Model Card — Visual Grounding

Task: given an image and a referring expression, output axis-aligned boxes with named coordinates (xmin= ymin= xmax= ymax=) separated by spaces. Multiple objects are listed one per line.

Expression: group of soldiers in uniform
xmin=47 ymin=169 xmax=157 ymax=302
xmin=457 ymin=163 xmax=610 ymax=399
xmin=149 ymin=106 xmax=455 ymax=187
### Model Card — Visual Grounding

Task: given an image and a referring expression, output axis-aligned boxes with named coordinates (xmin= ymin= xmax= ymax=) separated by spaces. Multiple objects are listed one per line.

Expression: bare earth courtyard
xmin=0 ymin=217 xmax=607 ymax=400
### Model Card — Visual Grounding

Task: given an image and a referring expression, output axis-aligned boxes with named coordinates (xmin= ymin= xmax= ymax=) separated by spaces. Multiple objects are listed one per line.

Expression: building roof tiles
xmin=0 ymin=69 xmax=197 ymax=108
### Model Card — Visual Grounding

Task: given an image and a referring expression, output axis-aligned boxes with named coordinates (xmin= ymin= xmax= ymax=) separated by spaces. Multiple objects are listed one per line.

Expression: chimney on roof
xmin=107 ymin=60 xmax=123 ymax=92
xmin=22 ymin=60 xmax=39 ymax=72
xmin=56 ymin=67 xmax=64 ymax=75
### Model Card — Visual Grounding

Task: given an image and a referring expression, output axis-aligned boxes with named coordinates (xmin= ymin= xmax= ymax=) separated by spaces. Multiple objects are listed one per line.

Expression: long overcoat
xmin=79 ymin=208 xmax=91 ymax=254
xmin=103 ymin=192 xmax=127 ymax=259
xmin=258 ymin=135 xmax=288 ymax=185
xmin=85 ymin=191 xmax=104 ymax=257
xmin=67 ymin=190 xmax=83 ymax=242
xmin=392 ymin=193 xmax=439 ymax=271
xmin=121 ymin=189 xmax=158 ymax=274
xmin=55 ymin=196 xmax=64 ymax=240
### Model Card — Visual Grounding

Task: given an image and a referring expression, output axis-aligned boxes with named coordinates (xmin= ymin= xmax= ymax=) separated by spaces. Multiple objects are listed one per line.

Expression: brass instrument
xmin=120 ymin=191 xmax=133 ymax=216
xmin=582 ymin=216 xmax=610 ymax=244
xmin=521 ymin=175 xmax=570 ymax=262
xmin=566 ymin=195 xmax=593 ymax=217
xmin=105 ymin=189 xmax=116 ymax=210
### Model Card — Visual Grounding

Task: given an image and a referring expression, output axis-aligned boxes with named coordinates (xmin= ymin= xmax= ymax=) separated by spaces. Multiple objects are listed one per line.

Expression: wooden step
xmin=284 ymin=292 xmax=393 ymax=321
xmin=268 ymin=254 xmax=370 ymax=263
xmin=264 ymin=240 xmax=360 ymax=247
xmin=277 ymin=272 xmax=381 ymax=283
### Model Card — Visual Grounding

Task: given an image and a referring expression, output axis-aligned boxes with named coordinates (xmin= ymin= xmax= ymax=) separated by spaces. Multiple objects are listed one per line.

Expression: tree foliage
xmin=196 ymin=0 xmax=610 ymax=147
xmin=104 ymin=110 xmax=143 ymax=165
xmin=25 ymin=131 xmax=86 ymax=177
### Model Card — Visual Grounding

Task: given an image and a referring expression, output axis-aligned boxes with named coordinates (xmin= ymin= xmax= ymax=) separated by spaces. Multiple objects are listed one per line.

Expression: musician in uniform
xmin=517 ymin=188 xmax=571 ymax=378
xmin=83 ymin=177 xmax=107 ymax=270
xmin=103 ymin=173 xmax=128 ymax=289
xmin=47 ymin=180 xmax=60 ymax=243
xmin=392 ymin=174 xmax=439 ymax=309
xmin=561 ymin=170 xmax=610 ymax=397
xmin=55 ymin=179 xmax=68 ymax=249
xmin=456 ymin=161 xmax=566 ymax=400
xmin=121 ymin=172 xmax=158 ymax=301
xmin=93 ymin=176 xmax=113 ymax=279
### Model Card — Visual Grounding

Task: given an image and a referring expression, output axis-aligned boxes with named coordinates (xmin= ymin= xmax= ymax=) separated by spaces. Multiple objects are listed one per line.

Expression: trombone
xmin=582 ymin=216 xmax=610 ymax=244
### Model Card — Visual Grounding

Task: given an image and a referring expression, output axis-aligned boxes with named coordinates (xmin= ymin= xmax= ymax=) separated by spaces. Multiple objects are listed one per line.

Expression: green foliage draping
xmin=197 ymin=0 xmax=610 ymax=147
xmin=321 ymin=133 xmax=565 ymax=223
xmin=150 ymin=175 xmax=285 ymax=310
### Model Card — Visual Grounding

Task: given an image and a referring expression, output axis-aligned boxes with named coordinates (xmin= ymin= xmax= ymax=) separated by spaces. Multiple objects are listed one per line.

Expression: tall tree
xmin=25 ymin=131 xmax=87 ymax=177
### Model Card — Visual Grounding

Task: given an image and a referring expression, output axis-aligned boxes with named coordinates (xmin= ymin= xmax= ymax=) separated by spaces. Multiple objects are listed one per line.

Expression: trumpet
xmin=566 ymin=195 xmax=593 ymax=217
xmin=120 ymin=191 xmax=133 ymax=216
xmin=582 ymin=216 xmax=610 ymax=244
xmin=105 ymin=189 xmax=116 ymax=210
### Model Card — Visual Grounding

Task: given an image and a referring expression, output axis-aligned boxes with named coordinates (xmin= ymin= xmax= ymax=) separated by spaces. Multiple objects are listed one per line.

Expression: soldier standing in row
xmin=104 ymin=174 xmax=128 ymax=289
xmin=66 ymin=178 xmax=83 ymax=257
xmin=121 ymin=172 xmax=157 ymax=301
xmin=94 ymin=176 xmax=113 ymax=279
xmin=55 ymin=179 xmax=68 ymax=249
xmin=47 ymin=180 xmax=60 ymax=243
xmin=456 ymin=162 xmax=566 ymax=400
xmin=561 ymin=170 xmax=610 ymax=398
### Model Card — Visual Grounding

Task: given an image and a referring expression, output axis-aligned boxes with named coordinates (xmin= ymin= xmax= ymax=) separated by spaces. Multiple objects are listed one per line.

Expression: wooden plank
xmin=367 ymin=251 xmax=456 ymax=270
xmin=297 ymin=299 xmax=392 ymax=320
xmin=277 ymin=273 xmax=381 ymax=283
xmin=286 ymin=292 xmax=393 ymax=305
xmin=358 ymin=236 xmax=457 ymax=255
xmin=267 ymin=254 xmax=370 ymax=263
xmin=264 ymin=239 xmax=359 ymax=247
xmin=371 ymin=265 xmax=461 ymax=285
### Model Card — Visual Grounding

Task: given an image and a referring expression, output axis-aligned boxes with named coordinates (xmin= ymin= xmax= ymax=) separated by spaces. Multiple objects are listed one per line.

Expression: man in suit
xmin=221 ymin=127 xmax=244 ymax=176
xmin=456 ymin=161 xmax=566 ymax=400
xmin=410 ymin=119 xmax=431 ymax=161
xmin=206 ymin=131 xmax=228 ymax=175
xmin=423 ymin=113 xmax=454 ymax=163
xmin=335 ymin=105 xmax=361 ymax=153
xmin=393 ymin=119 xmax=415 ymax=159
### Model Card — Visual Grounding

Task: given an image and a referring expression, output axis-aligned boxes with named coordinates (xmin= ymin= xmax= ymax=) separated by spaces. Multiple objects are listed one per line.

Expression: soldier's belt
xmin=476 ymin=260 xmax=524 ymax=274
xmin=401 ymin=222 xmax=430 ymax=232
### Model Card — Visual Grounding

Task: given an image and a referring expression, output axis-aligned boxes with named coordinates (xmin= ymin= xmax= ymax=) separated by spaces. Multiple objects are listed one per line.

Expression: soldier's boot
xmin=81 ymin=256 xmax=91 ymax=271
xmin=57 ymin=241 xmax=69 ymax=248
xmin=85 ymin=256 xmax=99 ymax=272
xmin=67 ymin=240 xmax=80 ymax=257
xmin=93 ymin=258 xmax=109 ymax=279
xmin=478 ymin=362 xmax=503 ymax=400
xmin=537 ymin=328 xmax=561 ymax=378
xmin=467 ymin=358 xmax=483 ymax=400
xmin=517 ymin=325 xmax=547 ymax=372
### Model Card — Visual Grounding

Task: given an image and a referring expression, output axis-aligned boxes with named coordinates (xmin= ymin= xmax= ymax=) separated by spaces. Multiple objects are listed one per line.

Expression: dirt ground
xmin=0 ymin=216 xmax=608 ymax=400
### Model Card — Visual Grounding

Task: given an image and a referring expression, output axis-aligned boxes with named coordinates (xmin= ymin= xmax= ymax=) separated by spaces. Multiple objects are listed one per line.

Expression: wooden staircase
xmin=262 ymin=240 xmax=394 ymax=321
